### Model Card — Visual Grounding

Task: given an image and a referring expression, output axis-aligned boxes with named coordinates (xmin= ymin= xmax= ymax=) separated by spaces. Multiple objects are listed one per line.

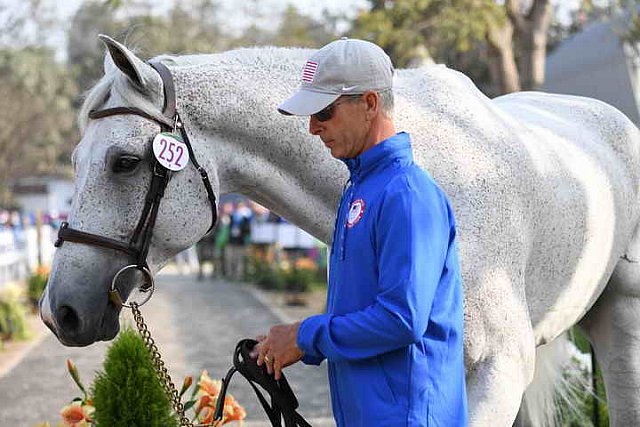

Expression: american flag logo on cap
xmin=301 ymin=60 xmax=319 ymax=83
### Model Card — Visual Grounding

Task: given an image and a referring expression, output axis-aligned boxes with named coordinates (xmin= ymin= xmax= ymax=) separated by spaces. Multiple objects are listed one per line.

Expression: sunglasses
xmin=312 ymin=95 xmax=362 ymax=122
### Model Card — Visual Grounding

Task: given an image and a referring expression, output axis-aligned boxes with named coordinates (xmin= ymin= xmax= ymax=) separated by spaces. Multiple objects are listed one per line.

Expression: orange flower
xmin=198 ymin=406 xmax=215 ymax=425
xmin=198 ymin=370 xmax=222 ymax=397
xmin=59 ymin=401 xmax=94 ymax=426
xmin=294 ymin=257 xmax=316 ymax=271
xmin=195 ymin=393 xmax=214 ymax=416
xmin=193 ymin=370 xmax=247 ymax=426
xmin=224 ymin=396 xmax=247 ymax=422
xmin=36 ymin=265 xmax=50 ymax=276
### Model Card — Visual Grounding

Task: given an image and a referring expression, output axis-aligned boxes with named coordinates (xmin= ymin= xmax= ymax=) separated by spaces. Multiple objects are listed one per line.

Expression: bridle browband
xmin=55 ymin=60 xmax=218 ymax=278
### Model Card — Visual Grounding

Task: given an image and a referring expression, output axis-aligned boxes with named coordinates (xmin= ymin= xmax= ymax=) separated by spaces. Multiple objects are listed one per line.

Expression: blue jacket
xmin=297 ymin=132 xmax=468 ymax=426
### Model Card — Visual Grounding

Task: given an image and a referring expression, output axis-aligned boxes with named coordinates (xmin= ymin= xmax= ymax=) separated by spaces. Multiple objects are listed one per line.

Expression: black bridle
xmin=55 ymin=60 xmax=218 ymax=302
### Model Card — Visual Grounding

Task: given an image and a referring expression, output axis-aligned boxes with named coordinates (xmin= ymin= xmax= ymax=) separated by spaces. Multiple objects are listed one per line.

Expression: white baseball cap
xmin=278 ymin=37 xmax=394 ymax=116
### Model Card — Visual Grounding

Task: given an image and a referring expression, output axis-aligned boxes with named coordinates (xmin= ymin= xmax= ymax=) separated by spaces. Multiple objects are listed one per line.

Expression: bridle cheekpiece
xmin=55 ymin=60 xmax=218 ymax=308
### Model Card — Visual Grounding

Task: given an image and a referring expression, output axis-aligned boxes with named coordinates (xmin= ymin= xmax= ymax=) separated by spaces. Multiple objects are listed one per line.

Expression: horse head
xmin=41 ymin=36 xmax=216 ymax=346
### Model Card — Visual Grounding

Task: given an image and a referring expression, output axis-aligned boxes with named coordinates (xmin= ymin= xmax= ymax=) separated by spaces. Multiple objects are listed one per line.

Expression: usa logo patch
xmin=347 ymin=199 xmax=365 ymax=228
xmin=301 ymin=60 xmax=318 ymax=83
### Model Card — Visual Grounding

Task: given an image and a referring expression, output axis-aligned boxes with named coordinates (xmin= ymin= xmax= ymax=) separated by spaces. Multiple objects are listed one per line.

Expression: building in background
xmin=12 ymin=176 xmax=74 ymax=218
xmin=543 ymin=18 xmax=640 ymax=125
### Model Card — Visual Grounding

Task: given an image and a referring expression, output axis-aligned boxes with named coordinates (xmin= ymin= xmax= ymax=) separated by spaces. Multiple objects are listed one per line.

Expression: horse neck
xmin=173 ymin=55 xmax=347 ymax=243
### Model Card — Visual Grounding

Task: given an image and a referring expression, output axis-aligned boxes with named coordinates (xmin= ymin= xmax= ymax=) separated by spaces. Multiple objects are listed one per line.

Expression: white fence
xmin=0 ymin=226 xmax=55 ymax=290
xmin=251 ymin=223 xmax=318 ymax=249
xmin=0 ymin=223 xmax=318 ymax=288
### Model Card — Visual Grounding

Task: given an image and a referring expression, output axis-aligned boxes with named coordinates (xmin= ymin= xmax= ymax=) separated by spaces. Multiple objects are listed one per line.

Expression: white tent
xmin=543 ymin=19 xmax=640 ymax=124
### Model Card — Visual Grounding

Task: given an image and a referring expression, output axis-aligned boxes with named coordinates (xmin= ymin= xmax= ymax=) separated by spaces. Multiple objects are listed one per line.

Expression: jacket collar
xmin=342 ymin=132 xmax=412 ymax=182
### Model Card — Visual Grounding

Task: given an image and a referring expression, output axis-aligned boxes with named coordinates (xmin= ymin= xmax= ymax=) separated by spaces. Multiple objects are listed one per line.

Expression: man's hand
xmin=253 ymin=322 xmax=304 ymax=380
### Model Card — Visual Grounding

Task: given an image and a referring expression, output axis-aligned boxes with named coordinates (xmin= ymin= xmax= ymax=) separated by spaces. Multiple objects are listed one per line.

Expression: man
xmin=254 ymin=38 xmax=468 ymax=426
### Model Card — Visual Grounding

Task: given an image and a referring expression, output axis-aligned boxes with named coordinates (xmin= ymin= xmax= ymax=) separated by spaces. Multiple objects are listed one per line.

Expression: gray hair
xmin=344 ymin=89 xmax=394 ymax=117
xmin=378 ymin=89 xmax=394 ymax=117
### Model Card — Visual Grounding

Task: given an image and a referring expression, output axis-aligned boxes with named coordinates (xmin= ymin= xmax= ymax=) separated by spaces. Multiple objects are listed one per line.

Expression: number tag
xmin=152 ymin=132 xmax=189 ymax=171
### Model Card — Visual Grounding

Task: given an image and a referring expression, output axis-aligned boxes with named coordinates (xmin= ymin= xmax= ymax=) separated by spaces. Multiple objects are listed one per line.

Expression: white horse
xmin=40 ymin=35 xmax=640 ymax=426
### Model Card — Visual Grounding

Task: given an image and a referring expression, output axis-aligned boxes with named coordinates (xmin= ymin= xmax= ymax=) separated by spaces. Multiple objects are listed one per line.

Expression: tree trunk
xmin=486 ymin=20 xmax=521 ymax=95
xmin=517 ymin=0 xmax=552 ymax=90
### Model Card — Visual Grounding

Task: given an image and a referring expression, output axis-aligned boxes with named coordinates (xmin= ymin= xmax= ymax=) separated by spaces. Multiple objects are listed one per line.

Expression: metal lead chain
xmin=131 ymin=302 xmax=195 ymax=427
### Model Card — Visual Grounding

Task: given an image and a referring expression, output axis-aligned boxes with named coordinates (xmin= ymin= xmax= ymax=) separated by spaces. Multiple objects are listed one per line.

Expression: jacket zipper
xmin=340 ymin=161 xmax=359 ymax=261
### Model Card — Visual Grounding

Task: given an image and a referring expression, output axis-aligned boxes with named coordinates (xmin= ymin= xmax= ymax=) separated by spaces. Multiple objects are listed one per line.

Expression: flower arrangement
xmin=36 ymin=328 xmax=245 ymax=427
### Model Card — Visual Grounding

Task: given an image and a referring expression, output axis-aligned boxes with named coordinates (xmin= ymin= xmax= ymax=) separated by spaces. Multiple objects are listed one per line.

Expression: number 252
xmin=158 ymin=138 xmax=184 ymax=167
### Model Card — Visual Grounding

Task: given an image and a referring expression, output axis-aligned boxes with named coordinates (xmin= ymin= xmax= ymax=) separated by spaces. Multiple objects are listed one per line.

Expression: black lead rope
xmin=215 ymin=339 xmax=312 ymax=427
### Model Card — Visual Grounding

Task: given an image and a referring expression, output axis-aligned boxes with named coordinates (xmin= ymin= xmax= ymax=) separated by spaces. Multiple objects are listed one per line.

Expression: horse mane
xmin=78 ymin=45 xmax=313 ymax=133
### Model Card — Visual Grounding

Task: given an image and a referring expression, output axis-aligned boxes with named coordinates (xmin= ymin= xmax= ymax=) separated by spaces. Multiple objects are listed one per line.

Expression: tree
xmin=0 ymin=0 xmax=57 ymax=49
xmin=124 ymin=0 xmax=226 ymax=56
xmin=67 ymin=0 xmax=226 ymax=93
xmin=233 ymin=4 xmax=339 ymax=48
xmin=272 ymin=5 xmax=339 ymax=48
xmin=353 ymin=0 xmax=553 ymax=95
xmin=67 ymin=1 xmax=121 ymax=93
xmin=92 ymin=327 xmax=179 ymax=427
xmin=0 ymin=47 xmax=77 ymax=206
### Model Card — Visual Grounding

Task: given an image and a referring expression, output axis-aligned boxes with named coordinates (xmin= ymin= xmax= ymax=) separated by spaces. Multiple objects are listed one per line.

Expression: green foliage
xmin=92 ymin=327 xmax=179 ymax=427
xmin=248 ymin=256 xmax=286 ymax=291
xmin=569 ymin=326 xmax=591 ymax=354
xmin=127 ymin=0 xmax=226 ymax=56
xmin=0 ymin=46 xmax=77 ymax=205
xmin=617 ymin=3 xmax=640 ymax=53
xmin=352 ymin=0 xmax=504 ymax=68
xmin=284 ymin=267 xmax=315 ymax=293
xmin=0 ymin=287 xmax=30 ymax=342
xmin=231 ymin=4 xmax=339 ymax=48
xmin=555 ymin=327 xmax=610 ymax=427
xmin=27 ymin=271 xmax=48 ymax=309
xmin=271 ymin=5 xmax=338 ymax=48
xmin=557 ymin=362 xmax=610 ymax=427
xmin=67 ymin=0 xmax=121 ymax=92
xmin=68 ymin=0 xmax=226 ymax=92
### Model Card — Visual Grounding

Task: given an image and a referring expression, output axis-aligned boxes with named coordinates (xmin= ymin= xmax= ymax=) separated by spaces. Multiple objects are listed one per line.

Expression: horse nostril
xmin=57 ymin=305 xmax=81 ymax=333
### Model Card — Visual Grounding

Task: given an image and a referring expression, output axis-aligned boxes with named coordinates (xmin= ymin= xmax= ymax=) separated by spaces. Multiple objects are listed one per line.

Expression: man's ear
xmin=363 ymin=91 xmax=380 ymax=120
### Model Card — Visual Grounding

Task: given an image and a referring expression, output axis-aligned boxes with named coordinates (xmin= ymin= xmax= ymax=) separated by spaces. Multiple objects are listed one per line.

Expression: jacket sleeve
xmin=297 ymin=177 xmax=452 ymax=361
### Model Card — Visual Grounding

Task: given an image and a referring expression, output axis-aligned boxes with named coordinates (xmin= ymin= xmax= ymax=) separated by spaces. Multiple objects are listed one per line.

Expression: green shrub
xmin=27 ymin=270 xmax=48 ymax=309
xmin=256 ymin=265 xmax=286 ymax=290
xmin=92 ymin=327 xmax=179 ymax=427
xmin=248 ymin=256 xmax=286 ymax=290
xmin=556 ymin=327 xmax=610 ymax=427
xmin=284 ymin=268 xmax=315 ymax=293
xmin=0 ymin=286 xmax=29 ymax=342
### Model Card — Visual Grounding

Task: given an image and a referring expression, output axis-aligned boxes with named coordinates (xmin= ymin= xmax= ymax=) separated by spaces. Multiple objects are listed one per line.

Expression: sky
xmin=54 ymin=0 xmax=370 ymax=29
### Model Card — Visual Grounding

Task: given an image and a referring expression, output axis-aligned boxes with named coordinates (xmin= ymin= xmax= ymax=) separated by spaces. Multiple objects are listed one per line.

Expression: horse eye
xmin=113 ymin=155 xmax=141 ymax=173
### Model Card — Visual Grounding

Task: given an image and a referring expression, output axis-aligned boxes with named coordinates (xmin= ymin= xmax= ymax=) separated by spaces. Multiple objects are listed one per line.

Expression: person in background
xmin=214 ymin=202 xmax=233 ymax=278
xmin=226 ymin=201 xmax=253 ymax=280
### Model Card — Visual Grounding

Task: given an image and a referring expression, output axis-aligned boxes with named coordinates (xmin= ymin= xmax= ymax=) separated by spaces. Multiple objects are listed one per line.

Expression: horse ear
xmin=103 ymin=48 xmax=116 ymax=75
xmin=98 ymin=34 xmax=155 ymax=91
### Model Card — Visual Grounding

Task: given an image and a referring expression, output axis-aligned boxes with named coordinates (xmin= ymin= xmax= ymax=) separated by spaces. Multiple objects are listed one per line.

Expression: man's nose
xmin=309 ymin=116 xmax=322 ymax=135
